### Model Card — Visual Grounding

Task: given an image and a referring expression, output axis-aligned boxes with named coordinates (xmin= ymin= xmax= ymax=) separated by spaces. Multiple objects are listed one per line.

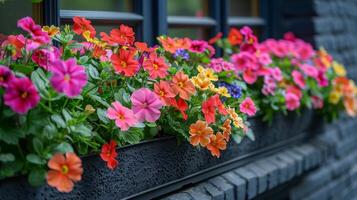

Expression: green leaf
xmin=43 ymin=123 xmax=58 ymax=139
xmin=72 ymin=124 xmax=92 ymax=137
xmin=51 ymin=114 xmax=66 ymax=128
xmin=245 ymin=128 xmax=255 ymax=141
xmin=33 ymin=138 xmax=43 ymax=154
xmin=0 ymin=127 xmax=25 ymax=144
xmin=88 ymin=64 xmax=100 ymax=80
xmin=28 ymin=168 xmax=46 ymax=187
xmin=232 ymin=133 xmax=243 ymax=144
xmin=119 ymin=128 xmax=143 ymax=144
xmin=146 ymin=122 xmax=157 ymax=128
xmin=55 ymin=142 xmax=74 ymax=153
xmin=0 ymin=153 xmax=15 ymax=162
xmin=26 ymin=154 xmax=46 ymax=165
xmin=89 ymin=94 xmax=111 ymax=108
xmin=97 ymin=108 xmax=109 ymax=124
xmin=79 ymin=56 xmax=89 ymax=64
xmin=114 ymin=89 xmax=131 ymax=106
xmin=31 ymin=68 xmax=50 ymax=97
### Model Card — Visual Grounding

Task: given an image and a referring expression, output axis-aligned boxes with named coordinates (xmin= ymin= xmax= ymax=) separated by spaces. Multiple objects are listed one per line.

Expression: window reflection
xmin=61 ymin=0 xmax=132 ymax=12
xmin=167 ymin=0 xmax=208 ymax=17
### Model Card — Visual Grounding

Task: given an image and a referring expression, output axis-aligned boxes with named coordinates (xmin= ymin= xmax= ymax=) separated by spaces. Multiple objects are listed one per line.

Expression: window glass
xmin=61 ymin=0 xmax=133 ymax=12
xmin=0 ymin=0 xmax=37 ymax=35
xmin=229 ymin=0 xmax=259 ymax=16
xmin=168 ymin=27 xmax=210 ymax=40
xmin=167 ymin=0 xmax=208 ymax=17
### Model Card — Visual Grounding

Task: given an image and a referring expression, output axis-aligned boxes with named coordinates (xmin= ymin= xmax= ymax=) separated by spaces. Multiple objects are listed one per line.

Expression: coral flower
xmin=4 ymin=34 xmax=26 ymax=58
xmin=344 ymin=97 xmax=357 ymax=117
xmin=154 ymin=80 xmax=176 ymax=105
xmin=239 ymin=97 xmax=257 ymax=116
xmin=4 ymin=77 xmax=40 ymax=114
xmin=17 ymin=17 xmax=50 ymax=43
xmin=209 ymin=32 xmax=223 ymax=44
xmin=73 ymin=16 xmax=96 ymax=38
xmin=158 ymin=36 xmax=191 ymax=53
xmin=207 ymin=133 xmax=227 ymax=158
xmin=243 ymin=69 xmax=258 ymax=84
xmin=50 ymin=58 xmax=87 ymax=98
xmin=107 ymin=101 xmax=137 ymax=131
xmin=285 ymin=93 xmax=300 ymax=111
xmin=100 ymin=24 xmax=135 ymax=46
xmin=100 ymin=140 xmax=119 ymax=170
xmin=189 ymin=120 xmax=213 ymax=147
xmin=171 ymin=71 xmax=196 ymax=100
xmin=143 ymin=53 xmax=169 ymax=79
xmin=202 ymin=95 xmax=228 ymax=124
xmin=292 ymin=70 xmax=306 ymax=89
xmin=228 ymin=28 xmax=243 ymax=45
xmin=111 ymin=49 xmax=139 ymax=77
xmin=168 ymin=98 xmax=189 ymax=120
xmin=0 ymin=65 xmax=14 ymax=87
xmin=221 ymin=119 xmax=232 ymax=141
xmin=131 ymin=88 xmax=163 ymax=122
xmin=46 ymin=153 xmax=83 ymax=193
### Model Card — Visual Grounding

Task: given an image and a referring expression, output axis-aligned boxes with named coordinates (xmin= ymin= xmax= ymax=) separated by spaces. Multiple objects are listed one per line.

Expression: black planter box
xmin=0 ymin=111 xmax=317 ymax=200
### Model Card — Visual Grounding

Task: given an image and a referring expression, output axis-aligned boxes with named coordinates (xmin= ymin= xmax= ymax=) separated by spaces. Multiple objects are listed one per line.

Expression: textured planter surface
xmin=0 ymin=111 xmax=316 ymax=200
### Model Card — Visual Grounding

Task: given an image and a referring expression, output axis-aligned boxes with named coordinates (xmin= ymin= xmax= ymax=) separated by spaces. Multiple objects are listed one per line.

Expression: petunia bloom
xmin=228 ymin=28 xmax=243 ymax=45
xmin=131 ymin=88 xmax=163 ymax=122
xmin=100 ymin=140 xmax=119 ymax=170
xmin=32 ymin=49 xmax=57 ymax=70
xmin=168 ymin=98 xmax=189 ymax=120
xmin=202 ymin=94 xmax=228 ymax=124
xmin=154 ymin=80 xmax=176 ymax=105
xmin=111 ymin=49 xmax=139 ymax=77
xmin=208 ymin=32 xmax=223 ymax=44
xmin=73 ymin=16 xmax=96 ymax=38
xmin=285 ymin=92 xmax=300 ymax=111
xmin=50 ymin=58 xmax=87 ymax=98
xmin=100 ymin=24 xmax=135 ymax=46
xmin=4 ymin=77 xmax=40 ymax=114
xmin=171 ymin=71 xmax=196 ymax=100
xmin=46 ymin=153 xmax=83 ymax=193
xmin=189 ymin=40 xmax=208 ymax=53
xmin=189 ymin=120 xmax=213 ymax=147
xmin=107 ymin=101 xmax=137 ymax=131
xmin=17 ymin=17 xmax=50 ymax=44
xmin=312 ymin=95 xmax=324 ymax=109
xmin=239 ymin=97 xmax=257 ymax=116
xmin=0 ymin=65 xmax=14 ymax=87
xmin=143 ymin=53 xmax=169 ymax=79
xmin=206 ymin=133 xmax=227 ymax=158
xmin=292 ymin=70 xmax=306 ymax=89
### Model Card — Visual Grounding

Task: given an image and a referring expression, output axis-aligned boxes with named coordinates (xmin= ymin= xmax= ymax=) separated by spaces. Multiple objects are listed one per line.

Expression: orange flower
xmin=42 ymin=25 xmax=60 ymax=37
xmin=73 ymin=16 xmax=96 ymax=38
xmin=189 ymin=120 xmax=213 ymax=146
xmin=158 ymin=36 xmax=191 ymax=53
xmin=228 ymin=28 xmax=243 ymax=45
xmin=344 ymin=96 xmax=357 ymax=117
xmin=171 ymin=71 xmax=196 ymax=100
xmin=221 ymin=119 xmax=232 ymax=141
xmin=111 ymin=49 xmax=139 ymax=77
xmin=207 ymin=132 xmax=227 ymax=158
xmin=154 ymin=80 xmax=176 ymax=105
xmin=46 ymin=153 xmax=83 ymax=193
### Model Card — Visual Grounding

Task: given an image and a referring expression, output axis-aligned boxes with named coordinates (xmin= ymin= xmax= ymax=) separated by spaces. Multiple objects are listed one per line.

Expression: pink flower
xmin=300 ymin=64 xmax=318 ymax=78
xmin=231 ymin=52 xmax=256 ymax=72
xmin=17 ymin=17 xmax=50 ymax=44
xmin=316 ymin=71 xmax=328 ymax=87
xmin=296 ymin=42 xmax=314 ymax=60
xmin=312 ymin=95 xmax=324 ymax=109
xmin=286 ymin=85 xmax=302 ymax=99
xmin=4 ymin=77 xmax=40 ymax=114
xmin=257 ymin=53 xmax=272 ymax=65
xmin=292 ymin=70 xmax=306 ymax=89
xmin=106 ymin=101 xmax=137 ymax=131
xmin=285 ymin=93 xmax=300 ymax=111
xmin=0 ymin=65 xmax=14 ymax=87
xmin=143 ymin=53 xmax=168 ymax=79
xmin=131 ymin=88 xmax=163 ymax=122
xmin=50 ymin=58 xmax=87 ymax=98
xmin=189 ymin=40 xmax=208 ymax=53
xmin=209 ymin=58 xmax=234 ymax=72
xmin=269 ymin=67 xmax=283 ymax=81
xmin=239 ymin=97 xmax=257 ymax=116
xmin=262 ymin=76 xmax=276 ymax=96
xmin=243 ymin=68 xmax=258 ymax=84
xmin=31 ymin=49 xmax=57 ymax=70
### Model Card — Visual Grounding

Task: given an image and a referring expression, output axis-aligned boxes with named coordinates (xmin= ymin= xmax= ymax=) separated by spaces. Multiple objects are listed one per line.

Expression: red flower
xmin=100 ymin=140 xmax=119 ymax=170
xmin=202 ymin=95 xmax=227 ymax=124
xmin=154 ymin=80 xmax=176 ymax=105
xmin=169 ymin=98 xmax=189 ymax=120
xmin=228 ymin=28 xmax=243 ymax=45
xmin=100 ymin=25 xmax=135 ymax=46
xmin=143 ymin=53 xmax=169 ymax=79
xmin=73 ymin=16 xmax=96 ymax=38
xmin=208 ymin=32 xmax=222 ymax=44
xmin=111 ymin=49 xmax=139 ymax=77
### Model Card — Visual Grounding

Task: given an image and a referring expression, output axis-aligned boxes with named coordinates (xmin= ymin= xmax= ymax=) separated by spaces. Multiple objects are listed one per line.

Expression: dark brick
xmin=208 ymin=176 xmax=234 ymax=200
xmin=275 ymin=152 xmax=296 ymax=180
xmin=161 ymin=192 xmax=192 ymax=200
xmin=222 ymin=172 xmax=246 ymax=200
xmin=284 ymin=150 xmax=304 ymax=175
xmin=200 ymin=182 xmax=225 ymax=200
xmin=266 ymin=156 xmax=289 ymax=184
xmin=234 ymin=167 xmax=258 ymax=199
xmin=255 ymin=159 xmax=279 ymax=189
xmin=246 ymin=163 xmax=268 ymax=194
xmin=185 ymin=186 xmax=212 ymax=200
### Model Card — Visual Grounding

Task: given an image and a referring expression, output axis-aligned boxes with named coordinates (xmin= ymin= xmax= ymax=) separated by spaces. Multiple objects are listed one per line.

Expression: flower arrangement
xmin=210 ymin=27 xmax=357 ymax=122
xmin=0 ymin=17 xmax=255 ymax=192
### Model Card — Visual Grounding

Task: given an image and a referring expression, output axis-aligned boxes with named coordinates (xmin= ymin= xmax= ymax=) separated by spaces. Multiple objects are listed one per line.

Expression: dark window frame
xmin=41 ymin=0 xmax=271 ymax=46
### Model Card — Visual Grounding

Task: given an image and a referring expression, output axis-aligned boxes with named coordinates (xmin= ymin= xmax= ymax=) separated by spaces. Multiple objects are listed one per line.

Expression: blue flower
xmin=217 ymin=82 xmax=242 ymax=99
xmin=174 ymin=49 xmax=189 ymax=60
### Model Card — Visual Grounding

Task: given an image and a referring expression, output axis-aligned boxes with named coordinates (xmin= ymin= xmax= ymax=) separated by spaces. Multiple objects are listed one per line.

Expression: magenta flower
xmin=32 ymin=49 xmax=57 ymax=70
xmin=17 ymin=17 xmax=50 ymax=44
xmin=292 ymin=70 xmax=306 ymax=89
xmin=107 ymin=101 xmax=137 ymax=131
xmin=239 ymin=97 xmax=257 ymax=116
xmin=131 ymin=88 xmax=163 ymax=122
xmin=269 ymin=67 xmax=283 ymax=81
xmin=189 ymin=40 xmax=208 ymax=53
xmin=4 ymin=77 xmax=40 ymax=114
xmin=0 ymin=65 xmax=14 ymax=87
xmin=50 ymin=58 xmax=87 ymax=98
xmin=316 ymin=71 xmax=329 ymax=87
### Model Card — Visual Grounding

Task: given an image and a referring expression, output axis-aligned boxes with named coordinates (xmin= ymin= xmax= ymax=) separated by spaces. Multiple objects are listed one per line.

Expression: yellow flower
xmin=213 ymin=86 xmax=231 ymax=98
xmin=332 ymin=61 xmax=346 ymax=77
xmin=318 ymin=48 xmax=332 ymax=68
xmin=197 ymin=65 xmax=218 ymax=82
xmin=227 ymin=107 xmax=244 ymax=128
xmin=191 ymin=76 xmax=213 ymax=90
xmin=329 ymin=90 xmax=342 ymax=104
xmin=42 ymin=25 xmax=60 ymax=37
xmin=82 ymin=31 xmax=107 ymax=48
xmin=85 ymin=105 xmax=96 ymax=114
xmin=83 ymin=30 xmax=93 ymax=41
